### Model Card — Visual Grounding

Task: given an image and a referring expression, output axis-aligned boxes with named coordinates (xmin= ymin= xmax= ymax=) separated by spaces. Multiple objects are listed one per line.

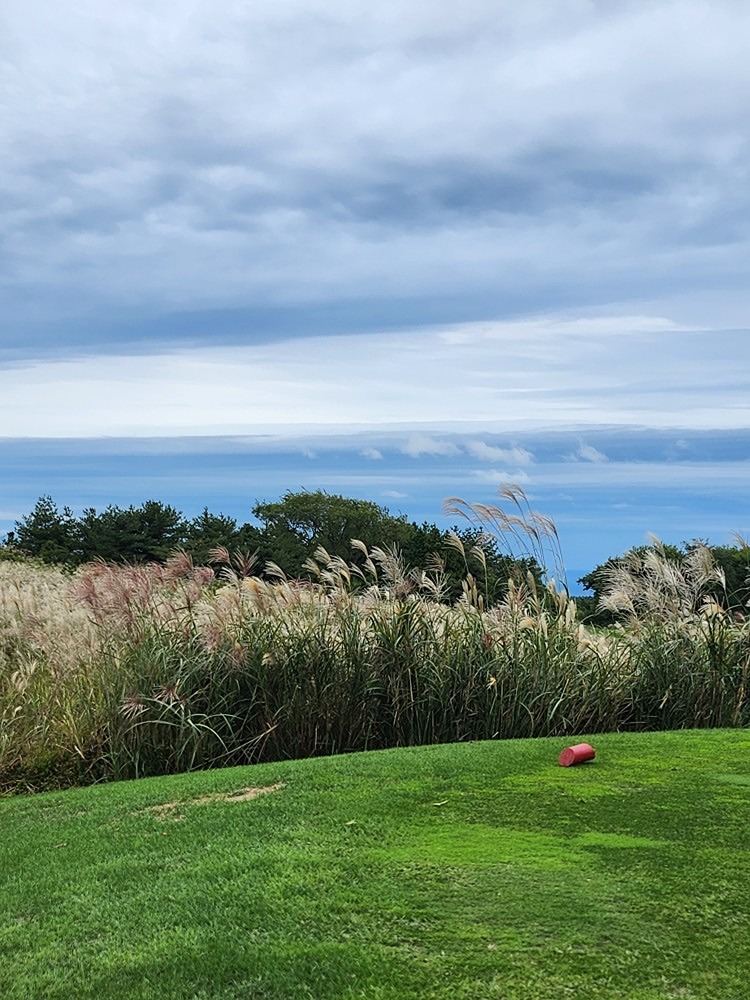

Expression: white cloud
xmin=466 ymin=441 xmax=534 ymax=464
xmin=360 ymin=448 xmax=383 ymax=460
xmin=1 ymin=320 xmax=748 ymax=438
xmin=400 ymin=434 xmax=462 ymax=458
xmin=567 ymin=442 xmax=609 ymax=463
xmin=381 ymin=489 xmax=408 ymax=499
xmin=470 ymin=469 xmax=531 ymax=485
xmin=438 ymin=314 xmax=693 ymax=347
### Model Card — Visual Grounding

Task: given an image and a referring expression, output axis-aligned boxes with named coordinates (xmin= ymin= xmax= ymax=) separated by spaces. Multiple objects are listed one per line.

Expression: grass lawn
xmin=1 ymin=729 xmax=749 ymax=999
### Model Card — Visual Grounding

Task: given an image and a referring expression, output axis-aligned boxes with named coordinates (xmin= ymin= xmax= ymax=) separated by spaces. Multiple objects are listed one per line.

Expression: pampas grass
xmin=1 ymin=490 xmax=748 ymax=792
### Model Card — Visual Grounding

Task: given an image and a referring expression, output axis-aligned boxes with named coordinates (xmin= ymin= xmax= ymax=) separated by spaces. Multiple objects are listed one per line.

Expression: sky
xmin=2 ymin=0 xmax=750 ymax=589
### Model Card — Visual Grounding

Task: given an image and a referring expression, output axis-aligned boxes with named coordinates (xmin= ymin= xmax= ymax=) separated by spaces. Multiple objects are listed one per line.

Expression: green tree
xmin=78 ymin=501 xmax=189 ymax=563
xmin=184 ymin=508 xmax=239 ymax=565
xmin=252 ymin=491 xmax=413 ymax=576
xmin=183 ymin=509 xmax=264 ymax=566
xmin=14 ymin=496 xmax=80 ymax=564
xmin=252 ymin=493 xmax=542 ymax=600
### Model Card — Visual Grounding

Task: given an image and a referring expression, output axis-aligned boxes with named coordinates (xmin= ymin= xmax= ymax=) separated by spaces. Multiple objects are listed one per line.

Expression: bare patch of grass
xmin=142 ymin=782 xmax=285 ymax=820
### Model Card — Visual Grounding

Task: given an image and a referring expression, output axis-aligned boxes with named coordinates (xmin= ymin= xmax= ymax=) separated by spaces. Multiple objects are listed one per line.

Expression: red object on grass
xmin=559 ymin=743 xmax=596 ymax=767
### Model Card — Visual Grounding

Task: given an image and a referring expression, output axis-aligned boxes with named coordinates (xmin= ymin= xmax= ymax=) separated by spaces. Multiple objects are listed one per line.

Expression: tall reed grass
xmin=1 ymin=496 xmax=747 ymax=792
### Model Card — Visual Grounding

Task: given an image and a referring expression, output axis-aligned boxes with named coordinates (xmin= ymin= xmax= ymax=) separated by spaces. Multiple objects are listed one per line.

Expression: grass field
xmin=2 ymin=728 xmax=749 ymax=999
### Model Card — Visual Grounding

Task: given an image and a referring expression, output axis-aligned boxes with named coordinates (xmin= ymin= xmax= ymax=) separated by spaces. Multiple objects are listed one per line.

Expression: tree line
xmin=3 ymin=492 xmax=748 ymax=615
xmin=2 ymin=491 xmax=542 ymax=603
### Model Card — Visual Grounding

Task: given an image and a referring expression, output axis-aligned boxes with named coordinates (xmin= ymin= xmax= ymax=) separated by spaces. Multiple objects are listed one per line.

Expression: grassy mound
xmin=2 ymin=729 xmax=750 ymax=999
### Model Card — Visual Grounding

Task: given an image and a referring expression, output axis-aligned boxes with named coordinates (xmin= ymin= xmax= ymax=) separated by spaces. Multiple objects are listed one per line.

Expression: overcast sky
xmin=2 ymin=0 xmax=749 ymax=586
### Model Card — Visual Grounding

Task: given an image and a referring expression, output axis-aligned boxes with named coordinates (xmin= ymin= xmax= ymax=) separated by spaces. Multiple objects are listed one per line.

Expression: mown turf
xmin=1 ymin=729 xmax=749 ymax=999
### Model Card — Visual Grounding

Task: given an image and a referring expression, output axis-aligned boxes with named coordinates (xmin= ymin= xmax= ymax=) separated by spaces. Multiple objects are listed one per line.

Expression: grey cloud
xmin=3 ymin=1 xmax=750 ymax=355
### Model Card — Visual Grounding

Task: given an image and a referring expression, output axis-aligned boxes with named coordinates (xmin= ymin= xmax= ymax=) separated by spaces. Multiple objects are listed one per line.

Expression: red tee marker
xmin=559 ymin=743 xmax=596 ymax=767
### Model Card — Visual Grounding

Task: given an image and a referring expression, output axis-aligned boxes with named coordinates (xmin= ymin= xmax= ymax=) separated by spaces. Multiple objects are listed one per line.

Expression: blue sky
xmin=2 ymin=0 xmax=749 ymax=589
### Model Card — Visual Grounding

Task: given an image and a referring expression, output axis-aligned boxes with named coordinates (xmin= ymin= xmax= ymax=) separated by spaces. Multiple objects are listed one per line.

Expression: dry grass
xmin=141 ymin=782 xmax=285 ymax=820
xmin=0 ymin=560 xmax=99 ymax=670
xmin=600 ymin=536 xmax=728 ymax=621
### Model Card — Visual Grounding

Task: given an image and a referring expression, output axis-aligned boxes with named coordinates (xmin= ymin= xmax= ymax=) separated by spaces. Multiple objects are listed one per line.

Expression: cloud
xmin=360 ymin=448 xmax=383 ymax=460
xmin=400 ymin=434 xmax=462 ymax=458
xmin=3 ymin=2 xmax=750 ymax=355
xmin=1 ymin=321 xmax=748 ymax=438
xmin=466 ymin=441 xmax=534 ymax=464
xmin=566 ymin=442 xmax=609 ymax=463
xmin=535 ymin=461 xmax=750 ymax=491
xmin=470 ymin=469 xmax=531 ymax=485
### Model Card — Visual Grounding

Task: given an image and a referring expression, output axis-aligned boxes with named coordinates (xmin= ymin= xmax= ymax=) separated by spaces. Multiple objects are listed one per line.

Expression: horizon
xmin=3 ymin=423 xmax=748 ymax=593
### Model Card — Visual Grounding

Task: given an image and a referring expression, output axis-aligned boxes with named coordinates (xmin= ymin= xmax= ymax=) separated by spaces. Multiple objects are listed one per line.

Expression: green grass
xmin=2 ymin=729 xmax=750 ymax=999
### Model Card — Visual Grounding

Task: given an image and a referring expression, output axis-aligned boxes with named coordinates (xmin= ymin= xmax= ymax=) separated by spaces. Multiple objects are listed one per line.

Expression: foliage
xmin=11 ymin=497 xmax=190 ymax=566
xmin=7 ymin=490 xmax=541 ymax=601
xmin=13 ymin=495 xmax=80 ymax=564
xmin=706 ymin=537 xmax=750 ymax=611
xmin=444 ymin=484 xmax=567 ymax=590
xmin=251 ymin=489 xmax=413 ymax=575
xmin=183 ymin=508 xmax=263 ymax=566
xmin=78 ymin=501 xmax=189 ymax=563
xmin=0 ymin=543 xmax=27 ymax=564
